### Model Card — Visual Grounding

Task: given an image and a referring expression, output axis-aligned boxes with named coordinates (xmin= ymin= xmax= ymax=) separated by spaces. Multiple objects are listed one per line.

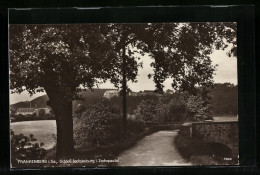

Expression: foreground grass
xmin=174 ymin=132 xmax=239 ymax=166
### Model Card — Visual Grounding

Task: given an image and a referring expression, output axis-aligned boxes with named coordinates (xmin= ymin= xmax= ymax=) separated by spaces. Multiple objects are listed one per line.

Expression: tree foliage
xmin=108 ymin=23 xmax=237 ymax=93
xmin=9 ymin=24 xmax=123 ymax=99
xmin=9 ymin=22 xmax=237 ymax=98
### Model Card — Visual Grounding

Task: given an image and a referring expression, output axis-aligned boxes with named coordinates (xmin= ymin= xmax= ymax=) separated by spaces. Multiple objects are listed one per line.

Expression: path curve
xmin=118 ymin=130 xmax=192 ymax=166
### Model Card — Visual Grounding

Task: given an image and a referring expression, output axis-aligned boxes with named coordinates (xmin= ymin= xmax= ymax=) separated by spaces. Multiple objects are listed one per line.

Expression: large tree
xmin=9 ymin=24 xmax=123 ymax=158
xmin=114 ymin=23 xmax=236 ymax=94
xmin=9 ymin=22 xmax=236 ymax=158
xmin=104 ymin=23 xmax=236 ymax=122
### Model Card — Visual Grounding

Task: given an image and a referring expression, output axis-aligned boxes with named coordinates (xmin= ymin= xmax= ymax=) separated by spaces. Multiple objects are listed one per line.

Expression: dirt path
xmin=118 ymin=130 xmax=192 ymax=166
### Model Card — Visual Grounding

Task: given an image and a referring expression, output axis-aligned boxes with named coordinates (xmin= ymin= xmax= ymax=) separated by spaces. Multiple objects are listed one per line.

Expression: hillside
xmin=73 ymin=89 xmax=116 ymax=109
xmin=10 ymin=89 xmax=116 ymax=112
xmin=10 ymin=95 xmax=49 ymax=112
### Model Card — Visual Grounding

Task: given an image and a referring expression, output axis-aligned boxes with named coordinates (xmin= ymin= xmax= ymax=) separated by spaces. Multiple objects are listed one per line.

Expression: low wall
xmin=179 ymin=121 xmax=238 ymax=157
xmin=192 ymin=121 xmax=238 ymax=151
xmin=145 ymin=122 xmax=183 ymax=130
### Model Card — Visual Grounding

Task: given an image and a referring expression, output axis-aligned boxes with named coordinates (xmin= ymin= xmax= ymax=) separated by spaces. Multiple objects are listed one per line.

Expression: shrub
xmin=74 ymin=97 xmax=146 ymax=146
xmin=185 ymin=90 xmax=213 ymax=121
xmin=134 ymin=91 xmax=213 ymax=122
xmin=134 ymin=99 xmax=157 ymax=122
xmin=155 ymin=95 xmax=188 ymax=122
xmin=74 ymin=97 xmax=121 ymax=145
xmin=74 ymin=104 xmax=86 ymax=115
xmin=11 ymin=129 xmax=47 ymax=167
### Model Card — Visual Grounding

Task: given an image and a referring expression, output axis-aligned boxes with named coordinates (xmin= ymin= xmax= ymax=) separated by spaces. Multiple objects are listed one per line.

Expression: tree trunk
xmin=47 ymin=96 xmax=74 ymax=159
xmin=55 ymin=101 xmax=74 ymax=158
xmin=122 ymin=45 xmax=127 ymax=127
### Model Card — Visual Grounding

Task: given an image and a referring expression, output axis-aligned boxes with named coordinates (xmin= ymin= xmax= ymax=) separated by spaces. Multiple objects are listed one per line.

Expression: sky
xmin=9 ymin=47 xmax=237 ymax=105
xmin=98 ymin=48 xmax=237 ymax=90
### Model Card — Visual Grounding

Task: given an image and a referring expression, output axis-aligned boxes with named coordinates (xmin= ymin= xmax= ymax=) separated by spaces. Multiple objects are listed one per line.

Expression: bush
xmin=134 ymin=99 xmax=157 ymax=122
xmin=11 ymin=129 xmax=47 ymax=167
xmin=134 ymin=91 xmax=213 ymax=122
xmin=134 ymin=94 xmax=188 ymax=122
xmin=185 ymin=89 xmax=213 ymax=121
xmin=155 ymin=95 xmax=188 ymax=122
xmin=74 ymin=104 xmax=86 ymax=115
xmin=74 ymin=97 xmax=120 ymax=145
xmin=74 ymin=97 xmax=146 ymax=146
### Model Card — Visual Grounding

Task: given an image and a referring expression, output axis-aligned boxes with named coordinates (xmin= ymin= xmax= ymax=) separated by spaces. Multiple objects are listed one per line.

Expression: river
xmin=10 ymin=120 xmax=56 ymax=150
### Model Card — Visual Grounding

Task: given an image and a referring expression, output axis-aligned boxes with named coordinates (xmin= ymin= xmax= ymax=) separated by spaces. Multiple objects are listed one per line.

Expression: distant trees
xmin=38 ymin=109 xmax=46 ymax=117
xmin=210 ymin=83 xmax=238 ymax=115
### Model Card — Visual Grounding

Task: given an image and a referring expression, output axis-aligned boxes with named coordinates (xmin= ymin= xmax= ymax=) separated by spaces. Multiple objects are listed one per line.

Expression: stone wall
xmin=192 ymin=121 xmax=238 ymax=156
xmin=145 ymin=122 xmax=183 ymax=130
xmin=178 ymin=121 xmax=238 ymax=157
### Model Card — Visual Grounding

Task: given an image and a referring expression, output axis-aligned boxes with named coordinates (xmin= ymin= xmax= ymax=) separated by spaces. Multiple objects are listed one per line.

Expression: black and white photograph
xmin=9 ymin=22 xmax=239 ymax=168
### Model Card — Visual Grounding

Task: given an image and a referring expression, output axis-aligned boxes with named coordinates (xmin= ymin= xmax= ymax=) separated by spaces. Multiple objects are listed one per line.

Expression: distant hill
xmin=10 ymin=89 xmax=116 ymax=112
xmin=10 ymin=95 xmax=49 ymax=112
xmin=73 ymin=89 xmax=116 ymax=109
xmin=209 ymin=83 xmax=238 ymax=115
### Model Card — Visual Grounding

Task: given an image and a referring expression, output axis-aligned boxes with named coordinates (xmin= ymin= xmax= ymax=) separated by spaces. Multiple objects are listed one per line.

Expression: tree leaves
xmin=9 ymin=22 xmax=236 ymax=98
